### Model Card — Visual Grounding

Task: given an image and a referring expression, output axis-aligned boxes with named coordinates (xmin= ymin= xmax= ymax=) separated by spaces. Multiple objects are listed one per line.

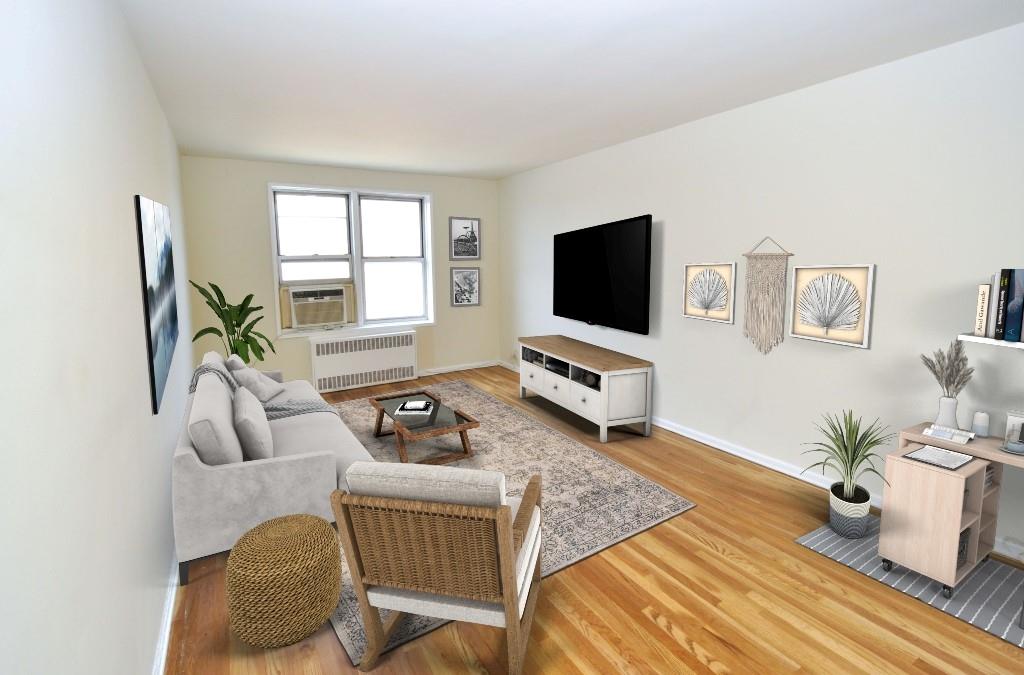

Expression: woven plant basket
xmin=226 ymin=514 xmax=340 ymax=648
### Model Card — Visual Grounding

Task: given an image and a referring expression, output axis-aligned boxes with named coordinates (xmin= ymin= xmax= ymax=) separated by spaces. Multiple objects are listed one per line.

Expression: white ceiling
xmin=118 ymin=0 xmax=1024 ymax=178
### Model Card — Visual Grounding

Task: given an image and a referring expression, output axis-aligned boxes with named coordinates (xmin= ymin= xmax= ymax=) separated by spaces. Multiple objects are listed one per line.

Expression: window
xmin=271 ymin=187 xmax=431 ymax=331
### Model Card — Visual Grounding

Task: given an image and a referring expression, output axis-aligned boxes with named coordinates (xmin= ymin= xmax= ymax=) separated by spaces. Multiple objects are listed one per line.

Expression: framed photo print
xmin=450 ymin=217 xmax=481 ymax=260
xmin=683 ymin=262 xmax=736 ymax=323
xmin=451 ymin=267 xmax=480 ymax=306
xmin=134 ymin=195 xmax=180 ymax=413
xmin=790 ymin=264 xmax=875 ymax=349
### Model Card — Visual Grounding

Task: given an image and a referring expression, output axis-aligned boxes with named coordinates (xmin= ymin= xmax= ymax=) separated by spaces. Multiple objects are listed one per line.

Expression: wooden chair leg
xmin=358 ymin=606 xmax=406 ymax=671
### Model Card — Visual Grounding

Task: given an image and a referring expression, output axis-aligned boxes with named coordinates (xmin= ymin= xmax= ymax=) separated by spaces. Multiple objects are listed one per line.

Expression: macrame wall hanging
xmin=742 ymin=237 xmax=793 ymax=355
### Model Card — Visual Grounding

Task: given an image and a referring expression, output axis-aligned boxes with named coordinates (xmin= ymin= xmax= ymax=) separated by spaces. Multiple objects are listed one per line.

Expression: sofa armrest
xmin=172 ymin=448 xmax=335 ymax=562
xmin=261 ymin=369 xmax=284 ymax=383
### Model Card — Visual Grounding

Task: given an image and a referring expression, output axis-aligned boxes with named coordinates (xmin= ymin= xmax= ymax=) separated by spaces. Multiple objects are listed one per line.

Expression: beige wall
xmin=499 ymin=25 xmax=1024 ymax=556
xmin=181 ymin=156 xmax=500 ymax=380
xmin=0 ymin=1 xmax=190 ymax=673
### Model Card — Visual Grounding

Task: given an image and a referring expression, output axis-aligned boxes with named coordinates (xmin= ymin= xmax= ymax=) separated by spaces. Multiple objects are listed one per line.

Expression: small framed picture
xmin=790 ymin=264 xmax=875 ymax=349
xmin=451 ymin=267 xmax=480 ymax=306
xmin=683 ymin=262 xmax=736 ymax=323
xmin=450 ymin=217 xmax=481 ymax=260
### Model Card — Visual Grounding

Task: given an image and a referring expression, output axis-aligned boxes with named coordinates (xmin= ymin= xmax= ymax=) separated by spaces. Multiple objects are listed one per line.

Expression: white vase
xmin=935 ymin=396 xmax=960 ymax=429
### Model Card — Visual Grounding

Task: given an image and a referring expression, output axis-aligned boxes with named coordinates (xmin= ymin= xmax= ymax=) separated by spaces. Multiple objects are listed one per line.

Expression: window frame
xmin=268 ymin=183 xmax=434 ymax=337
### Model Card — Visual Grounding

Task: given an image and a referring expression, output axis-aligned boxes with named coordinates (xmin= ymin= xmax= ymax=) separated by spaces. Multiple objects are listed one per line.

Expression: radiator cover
xmin=310 ymin=331 xmax=417 ymax=393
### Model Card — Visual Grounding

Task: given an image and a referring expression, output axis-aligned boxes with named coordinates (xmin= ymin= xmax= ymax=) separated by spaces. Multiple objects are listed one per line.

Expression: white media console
xmin=518 ymin=335 xmax=653 ymax=443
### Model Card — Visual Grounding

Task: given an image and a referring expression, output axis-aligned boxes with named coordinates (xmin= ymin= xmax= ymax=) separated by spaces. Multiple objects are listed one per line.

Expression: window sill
xmin=277 ymin=318 xmax=434 ymax=340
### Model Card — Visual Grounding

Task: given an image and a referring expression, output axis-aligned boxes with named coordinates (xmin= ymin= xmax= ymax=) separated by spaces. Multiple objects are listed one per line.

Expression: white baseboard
xmin=652 ymin=415 xmax=1024 ymax=561
xmin=419 ymin=360 xmax=501 ymax=376
xmin=151 ymin=559 xmax=178 ymax=675
xmin=498 ymin=360 xmax=518 ymax=372
xmin=653 ymin=416 xmax=873 ymax=511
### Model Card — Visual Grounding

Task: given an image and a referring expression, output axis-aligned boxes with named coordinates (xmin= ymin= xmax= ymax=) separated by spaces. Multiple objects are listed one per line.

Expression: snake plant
xmin=802 ymin=410 xmax=893 ymax=501
xmin=189 ymin=281 xmax=275 ymax=364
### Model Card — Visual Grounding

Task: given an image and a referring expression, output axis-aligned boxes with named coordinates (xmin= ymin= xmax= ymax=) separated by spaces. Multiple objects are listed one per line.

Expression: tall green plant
xmin=190 ymin=281 xmax=275 ymax=364
xmin=802 ymin=410 xmax=893 ymax=501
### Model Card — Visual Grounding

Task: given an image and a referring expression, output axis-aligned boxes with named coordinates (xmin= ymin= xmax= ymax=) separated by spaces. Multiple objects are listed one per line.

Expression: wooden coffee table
xmin=368 ymin=389 xmax=480 ymax=465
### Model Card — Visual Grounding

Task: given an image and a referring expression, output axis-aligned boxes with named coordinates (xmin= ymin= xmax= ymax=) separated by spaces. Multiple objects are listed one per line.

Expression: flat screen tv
xmin=553 ymin=215 xmax=652 ymax=335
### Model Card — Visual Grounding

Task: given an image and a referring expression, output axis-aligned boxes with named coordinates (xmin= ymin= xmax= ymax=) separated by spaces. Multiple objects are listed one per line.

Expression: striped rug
xmin=797 ymin=516 xmax=1024 ymax=648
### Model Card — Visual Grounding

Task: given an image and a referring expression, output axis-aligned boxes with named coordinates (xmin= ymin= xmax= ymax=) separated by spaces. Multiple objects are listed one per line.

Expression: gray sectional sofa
xmin=172 ymin=352 xmax=373 ymax=584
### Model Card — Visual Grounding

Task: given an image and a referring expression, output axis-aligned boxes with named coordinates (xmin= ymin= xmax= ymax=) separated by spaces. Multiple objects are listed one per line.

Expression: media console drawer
xmin=518 ymin=335 xmax=653 ymax=443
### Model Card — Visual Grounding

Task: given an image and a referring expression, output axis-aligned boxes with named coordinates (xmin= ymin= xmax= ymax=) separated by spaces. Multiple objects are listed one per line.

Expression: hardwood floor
xmin=164 ymin=366 xmax=1024 ymax=674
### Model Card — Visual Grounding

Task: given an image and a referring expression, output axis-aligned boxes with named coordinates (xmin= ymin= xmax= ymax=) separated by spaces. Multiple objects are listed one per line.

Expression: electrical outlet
xmin=1005 ymin=411 xmax=1024 ymax=445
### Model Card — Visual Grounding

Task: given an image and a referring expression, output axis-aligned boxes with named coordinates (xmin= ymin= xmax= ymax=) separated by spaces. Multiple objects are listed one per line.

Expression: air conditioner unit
xmin=289 ymin=285 xmax=347 ymax=328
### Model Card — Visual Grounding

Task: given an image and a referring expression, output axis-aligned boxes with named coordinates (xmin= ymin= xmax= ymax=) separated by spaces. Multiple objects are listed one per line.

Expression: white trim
xmin=420 ymin=359 xmax=501 ymax=376
xmin=651 ymin=415 xmax=1024 ymax=560
xmin=151 ymin=558 xmax=178 ymax=675
xmin=652 ymin=415 xmax=884 ymax=508
xmin=995 ymin=537 xmax=1024 ymax=561
xmin=499 ymin=359 xmax=518 ymax=372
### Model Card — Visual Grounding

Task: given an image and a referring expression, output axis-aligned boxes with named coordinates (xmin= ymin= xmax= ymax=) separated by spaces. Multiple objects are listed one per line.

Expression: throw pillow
xmin=232 ymin=383 xmax=272 ymax=462
xmin=233 ymin=366 xmax=286 ymax=402
xmin=225 ymin=354 xmax=246 ymax=371
xmin=188 ymin=375 xmax=244 ymax=465
xmin=233 ymin=387 xmax=273 ymax=461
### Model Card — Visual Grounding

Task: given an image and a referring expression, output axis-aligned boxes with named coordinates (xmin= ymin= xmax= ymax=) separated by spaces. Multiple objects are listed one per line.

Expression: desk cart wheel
xmin=942 ymin=585 xmax=953 ymax=599
xmin=881 ymin=559 xmax=893 ymax=572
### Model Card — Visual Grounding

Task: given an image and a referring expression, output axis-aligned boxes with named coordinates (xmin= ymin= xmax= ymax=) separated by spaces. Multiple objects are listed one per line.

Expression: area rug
xmin=798 ymin=516 xmax=1024 ymax=648
xmin=328 ymin=379 xmax=695 ymax=664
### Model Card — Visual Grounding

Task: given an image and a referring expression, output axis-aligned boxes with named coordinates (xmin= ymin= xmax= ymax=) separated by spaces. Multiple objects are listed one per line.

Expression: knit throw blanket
xmin=264 ymin=398 xmax=338 ymax=421
xmin=188 ymin=364 xmax=238 ymax=394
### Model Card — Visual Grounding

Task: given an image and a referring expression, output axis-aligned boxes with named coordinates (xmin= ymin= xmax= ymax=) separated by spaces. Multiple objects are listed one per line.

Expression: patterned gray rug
xmin=328 ymin=380 xmax=694 ymax=664
xmin=798 ymin=516 xmax=1024 ymax=648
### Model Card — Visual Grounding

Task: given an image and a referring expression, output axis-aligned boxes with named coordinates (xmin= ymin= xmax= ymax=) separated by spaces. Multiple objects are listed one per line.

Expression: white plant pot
xmin=829 ymin=482 xmax=871 ymax=539
xmin=935 ymin=396 xmax=960 ymax=429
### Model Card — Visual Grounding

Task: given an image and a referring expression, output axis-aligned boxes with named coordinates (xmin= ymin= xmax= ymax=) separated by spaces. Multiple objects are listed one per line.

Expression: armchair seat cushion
xmin=270 ymin=413 xmax=372 ymax=488
xmin=365 ymin=497 xmax=542 ymax=627
xmin=345 ymin=461 xmax=507 ymax=507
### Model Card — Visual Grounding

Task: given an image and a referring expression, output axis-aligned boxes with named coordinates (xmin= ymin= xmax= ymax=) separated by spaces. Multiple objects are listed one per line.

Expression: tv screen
xmin=553 ymin=215 xmax=652 ymax=335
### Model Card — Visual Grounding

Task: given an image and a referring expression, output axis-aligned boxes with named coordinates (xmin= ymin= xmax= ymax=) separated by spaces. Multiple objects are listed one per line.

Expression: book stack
xmin=973 ymin=268 xmax=1024 ymax=342
xmin=985 ymin=465 xmax=996 ymax=489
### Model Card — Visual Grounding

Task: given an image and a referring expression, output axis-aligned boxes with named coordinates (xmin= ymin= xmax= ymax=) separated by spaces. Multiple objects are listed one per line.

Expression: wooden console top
xmin=519 ymin=335 xmax=652 ymax=371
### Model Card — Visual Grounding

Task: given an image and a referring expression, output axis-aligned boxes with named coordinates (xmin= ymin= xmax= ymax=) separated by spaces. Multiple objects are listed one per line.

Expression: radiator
xmin=310 ymin=331 xmax=417 ymax=393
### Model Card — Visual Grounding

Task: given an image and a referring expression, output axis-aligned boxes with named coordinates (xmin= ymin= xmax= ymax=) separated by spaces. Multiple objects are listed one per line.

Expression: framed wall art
xmin=684 ymin=262 xmax=736 ymax=323
xmin=134 ymin=194 xmax=180 ymax=413
xmin=790 ymin=264 xmax=875 ymax=349
xmin=449 ymin=217 xmax=481 ymax=260
xmin=451 ymin=267 xmax=480 ymax=306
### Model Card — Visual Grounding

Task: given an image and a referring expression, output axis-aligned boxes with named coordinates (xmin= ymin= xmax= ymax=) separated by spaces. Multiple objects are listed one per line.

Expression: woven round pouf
xmin=226 ymin=514 xmax=340 ymax=648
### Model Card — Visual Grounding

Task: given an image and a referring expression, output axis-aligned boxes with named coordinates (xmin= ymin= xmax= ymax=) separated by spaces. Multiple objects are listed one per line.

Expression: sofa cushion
xmin=267 ymin=379 xmax=320 ymax=403
xmin=233 ymin=366 xmax=285 ymax=402
xmin=199 ymin=351 xmax=237 ymax=389
xmin=188 ymin=373 xmax=244 ymax=465
xmin=270 ymin=413 xmax=372 ymax=488
xmin=233 ymin=387 xmax=273 ymax=460
xmin=345 ymin=461 xmax=506 ymax=507
xmin=225 ymin=354 xmax=246 ymax=371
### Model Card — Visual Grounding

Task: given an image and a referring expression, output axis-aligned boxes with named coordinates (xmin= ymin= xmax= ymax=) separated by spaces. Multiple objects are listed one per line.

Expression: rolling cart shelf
xmin=878 ymin=423 xmax=1018 ymax=598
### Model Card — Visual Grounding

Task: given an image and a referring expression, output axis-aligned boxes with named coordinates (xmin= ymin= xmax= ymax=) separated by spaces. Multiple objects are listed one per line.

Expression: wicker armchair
xmin=331 ymin=461 xmax=543 ymax=674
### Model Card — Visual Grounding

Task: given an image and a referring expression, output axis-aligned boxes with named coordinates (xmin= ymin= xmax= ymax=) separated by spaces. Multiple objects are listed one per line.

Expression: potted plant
xmin=190 ymin=281 xmax=276 ymax=364
xmin=920 ymin=339 xmax=973 ymax=430
xmin=802 ymin=410 xmax=893 ymax=538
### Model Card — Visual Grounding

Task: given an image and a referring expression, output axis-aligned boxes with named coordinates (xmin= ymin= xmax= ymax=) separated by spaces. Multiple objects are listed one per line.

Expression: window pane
xmin=275 ymin=193 xmax=349 ymax=256
xmin=280 ymin=260 xmax=350 ymax=282
xmin=360 ymin=198 xmax=422 ymax=258
xmin=363 ymin=261 xmax=425 ymax=320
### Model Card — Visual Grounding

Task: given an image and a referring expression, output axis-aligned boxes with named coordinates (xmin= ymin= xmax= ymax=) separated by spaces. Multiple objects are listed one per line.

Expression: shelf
xmin=960 ymin=510 xmax=980 ymax=531
xmin=983 ymin=483 xmax=1000 ymax=500
xmin=981 ymin=513 xmax=997 ymax=532
xmin=978 ymin=541 xmax=995 ymax=561
xmin=957 ymin=334 xmax=1024 ymax=350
